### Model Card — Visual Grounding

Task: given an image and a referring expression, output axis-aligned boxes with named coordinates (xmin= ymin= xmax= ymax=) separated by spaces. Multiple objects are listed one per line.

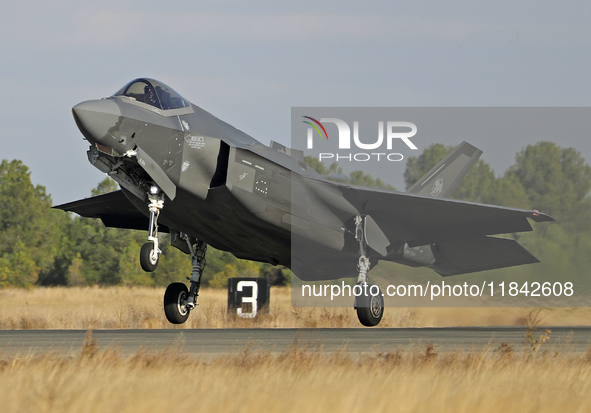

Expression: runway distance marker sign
xmin=227 ymin=278 xmax=270 ymax=318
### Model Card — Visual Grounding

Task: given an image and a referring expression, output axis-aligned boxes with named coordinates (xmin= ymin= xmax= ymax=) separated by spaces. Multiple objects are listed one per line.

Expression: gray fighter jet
xmin=56 ymin=78 xmax=554 ymax=327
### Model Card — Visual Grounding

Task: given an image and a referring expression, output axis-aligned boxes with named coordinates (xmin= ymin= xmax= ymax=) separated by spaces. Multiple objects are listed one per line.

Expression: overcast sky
xmin=2 ymin=0 xmax=591 ymax=203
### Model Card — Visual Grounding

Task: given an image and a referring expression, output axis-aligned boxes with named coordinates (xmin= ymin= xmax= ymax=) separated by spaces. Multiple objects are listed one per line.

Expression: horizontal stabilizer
xmin=53 ymin=190 xmax=168 ymax=232
xmin=431 ymin=236 xmax=539 ymax=276
xmin=407 ymin=141 xmax=482 ymax=198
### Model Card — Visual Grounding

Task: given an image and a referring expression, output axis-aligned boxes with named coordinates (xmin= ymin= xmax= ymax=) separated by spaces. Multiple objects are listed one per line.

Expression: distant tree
xmin=0 ymin=160 xmax=57 ymax=288
xmin=43 ymin=177 xmax=148 ymax=286
xmin=304 ymin=156 xmax=328 ymax=175
xmin=65 ymin=253 xmax=85 ymax=286
xmin=404 ymin=143 xmax=530 ymax=208
xmin=328 ymin=162 xmax=341 ymax=174
xmin=91 ymin=177 xmax=119 ymax=196
xmin=484 ymin=175 xmax=530 ymax=209
xmin=149 ymin=241 xmax=192 ymax=286
xmin=506 ymin=142 xmax=591 ymax=224
xmin=349 ymin=170 xmax=376 ymax=188
xmin=209 ymin=259 xmax=259 ymax=288
xmin=259 ymin=263 xmax=292 ymax=286
xmin=118 ymin=239 xmax=155 ymax=286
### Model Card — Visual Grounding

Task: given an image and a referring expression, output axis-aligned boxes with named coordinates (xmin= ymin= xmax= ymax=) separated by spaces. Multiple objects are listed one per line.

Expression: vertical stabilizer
xmin=407 ymin=141 xmax=482 ymax=198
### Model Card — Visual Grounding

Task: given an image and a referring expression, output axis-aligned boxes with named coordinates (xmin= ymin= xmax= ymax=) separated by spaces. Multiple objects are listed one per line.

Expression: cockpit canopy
xmin=113 ymin=78 xmax=190 ymax=110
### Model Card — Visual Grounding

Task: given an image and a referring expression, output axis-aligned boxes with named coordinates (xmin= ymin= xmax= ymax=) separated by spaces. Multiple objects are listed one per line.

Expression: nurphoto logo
xmin=302 ymin=116 xmax=418 ymax=162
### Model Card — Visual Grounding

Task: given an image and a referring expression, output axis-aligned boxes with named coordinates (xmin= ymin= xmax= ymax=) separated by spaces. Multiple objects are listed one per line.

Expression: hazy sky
xmin=2 ymin=0 xmax=591 ymax=203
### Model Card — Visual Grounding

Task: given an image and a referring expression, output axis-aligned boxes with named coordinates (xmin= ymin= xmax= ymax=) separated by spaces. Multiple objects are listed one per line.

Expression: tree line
xmin=1 ymin=140 xmax=590 ymax=289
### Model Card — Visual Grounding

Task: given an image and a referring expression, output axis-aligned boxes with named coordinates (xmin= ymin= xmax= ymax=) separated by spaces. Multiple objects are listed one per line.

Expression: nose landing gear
xmin=140 ymin=189 xmax=164 ymax=272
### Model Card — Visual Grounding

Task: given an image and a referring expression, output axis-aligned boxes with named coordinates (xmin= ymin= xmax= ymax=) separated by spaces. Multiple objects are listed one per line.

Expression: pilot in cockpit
xmin=144 ymin=86 xmax=158 ymax=107
xmin=155 ymin=86 xmax=171 ymax=109
xmin=114 ymin=78 xmax=190 ymax=110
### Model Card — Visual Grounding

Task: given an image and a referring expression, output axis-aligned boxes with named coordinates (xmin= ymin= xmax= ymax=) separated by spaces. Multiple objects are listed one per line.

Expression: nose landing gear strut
xmin=140 ymin=187 xmax=164 ymax=272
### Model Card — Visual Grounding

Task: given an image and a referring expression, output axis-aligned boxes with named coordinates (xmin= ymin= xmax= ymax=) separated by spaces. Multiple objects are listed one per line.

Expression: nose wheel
xmin=140 ymin=242 xmax=159 ymax=272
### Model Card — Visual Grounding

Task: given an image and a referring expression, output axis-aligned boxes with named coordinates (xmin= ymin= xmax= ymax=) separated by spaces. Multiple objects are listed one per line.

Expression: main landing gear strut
xmin=163 ymin=235 xmax=208 ymax=324
xmin=353 ymin=216 xmax=384 ymax=327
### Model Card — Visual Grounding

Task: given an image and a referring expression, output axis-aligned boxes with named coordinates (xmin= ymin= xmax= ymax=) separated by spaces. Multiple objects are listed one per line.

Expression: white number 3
xmin=237 ymin=281 xmax=258 ymax=318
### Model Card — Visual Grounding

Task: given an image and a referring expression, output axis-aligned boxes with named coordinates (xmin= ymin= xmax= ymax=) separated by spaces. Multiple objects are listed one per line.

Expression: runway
xmin=0 ymin=327 xmax=590 ymax=356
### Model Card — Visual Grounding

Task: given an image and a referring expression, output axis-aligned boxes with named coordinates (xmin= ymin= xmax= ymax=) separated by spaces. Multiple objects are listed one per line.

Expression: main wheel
xmin=356 ymin=285 xmax=384 ymax=327
xmin=140 ymin=242 xmax=159 ymax=272
xmin=164 ymin=282 xmax=190 ymax=324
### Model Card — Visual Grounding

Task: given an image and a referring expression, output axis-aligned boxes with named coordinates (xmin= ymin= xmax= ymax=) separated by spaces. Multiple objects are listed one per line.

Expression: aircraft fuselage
xmin=72 ymin=79 xmax=363 ymax=279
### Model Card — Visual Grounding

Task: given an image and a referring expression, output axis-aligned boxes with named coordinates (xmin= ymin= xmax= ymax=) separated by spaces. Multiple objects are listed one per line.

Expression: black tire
xmin=140 ymin=242 xmax=158 ymax=272
xmin=356 ymin=285 xmax=384 ymax=327
xmin=164 ymin=282 xmax=190 ymax=324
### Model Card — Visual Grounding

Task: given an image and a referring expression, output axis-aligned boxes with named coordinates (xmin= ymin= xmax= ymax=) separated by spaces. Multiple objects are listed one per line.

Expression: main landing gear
xmin=137 ymin=185 xmax=207 ymax=325
xmin=353 ymin=216 xmax=384 ymax=327
xmin=163 ymin=235 xmax=207 ymax=324
xmin=140 ymin=188 xmax=164 ymax=272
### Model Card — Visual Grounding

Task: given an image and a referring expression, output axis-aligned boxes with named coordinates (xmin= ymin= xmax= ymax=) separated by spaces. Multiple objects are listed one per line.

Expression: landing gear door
xmin=364 ymin=215 xmax=390 ymax=257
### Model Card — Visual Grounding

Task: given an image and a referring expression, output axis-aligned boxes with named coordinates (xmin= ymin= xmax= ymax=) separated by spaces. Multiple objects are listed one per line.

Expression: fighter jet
xmin=56 ymin=78 xmax=554 ymax=327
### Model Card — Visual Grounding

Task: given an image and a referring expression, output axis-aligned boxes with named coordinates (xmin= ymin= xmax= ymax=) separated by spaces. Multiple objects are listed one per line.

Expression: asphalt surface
xmin=0 ymin=327 xmax=590 ymax=356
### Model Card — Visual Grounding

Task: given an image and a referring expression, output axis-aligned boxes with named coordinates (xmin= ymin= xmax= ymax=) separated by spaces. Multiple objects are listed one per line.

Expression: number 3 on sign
xmin=237 ymin=281 xmax=258 ymax=318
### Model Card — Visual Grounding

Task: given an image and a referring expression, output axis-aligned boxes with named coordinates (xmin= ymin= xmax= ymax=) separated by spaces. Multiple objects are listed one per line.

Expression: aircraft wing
xmin=333 ymin=182 xmax=553 ymax=247
xmin=52 ymin=190 xmax=166 ymax=232
xmin=307 ymin=181 xmax=553 ymax=276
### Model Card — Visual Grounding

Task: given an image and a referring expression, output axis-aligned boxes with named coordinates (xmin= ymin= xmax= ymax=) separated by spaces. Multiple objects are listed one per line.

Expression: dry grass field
xmin=0 ymin=286 xmax=590 ymax=329
xmin=1 ymin=287 xmax=591 ymax=412
xmin=1 ymin=332 xmax=590 ymax=413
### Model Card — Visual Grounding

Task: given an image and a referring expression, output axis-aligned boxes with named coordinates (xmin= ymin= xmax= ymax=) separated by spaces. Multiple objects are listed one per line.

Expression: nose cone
xmin=72 ymin=99 xmax=121 ymax=145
